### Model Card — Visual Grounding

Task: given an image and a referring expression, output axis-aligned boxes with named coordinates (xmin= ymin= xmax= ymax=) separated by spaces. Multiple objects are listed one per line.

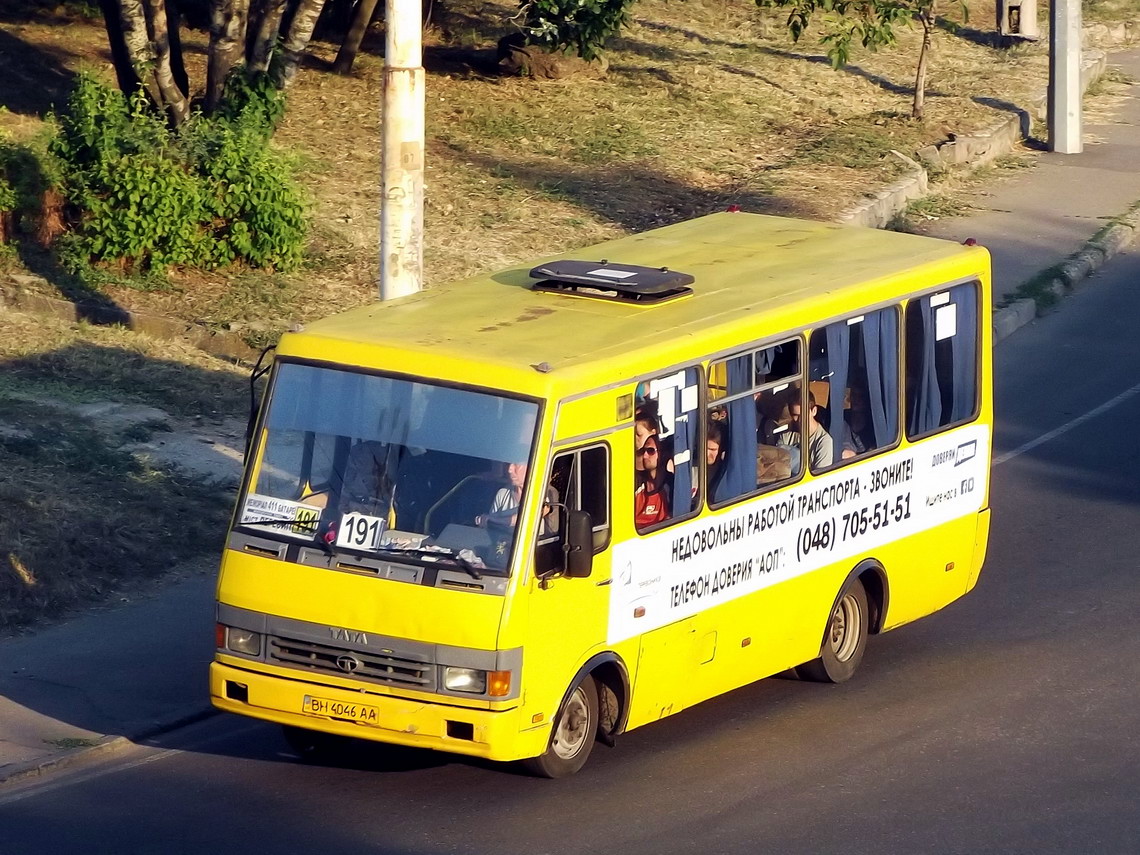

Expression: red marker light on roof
xmin=963 ymin=238 xmax=977 ymax=246
xmin=726 ymin=204 xmax=741 ymax=213
xmin=323 ymin=527 xmax=337 ymax=545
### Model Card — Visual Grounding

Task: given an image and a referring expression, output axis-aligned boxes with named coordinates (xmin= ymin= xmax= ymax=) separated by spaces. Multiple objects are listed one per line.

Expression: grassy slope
xmin=0 ymin=0 xmax=1082 ymax=334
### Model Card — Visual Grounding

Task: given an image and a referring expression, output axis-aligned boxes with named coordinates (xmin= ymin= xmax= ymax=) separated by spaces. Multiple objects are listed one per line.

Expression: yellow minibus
xmin=210 ymin=211 xmax=992 ymax=777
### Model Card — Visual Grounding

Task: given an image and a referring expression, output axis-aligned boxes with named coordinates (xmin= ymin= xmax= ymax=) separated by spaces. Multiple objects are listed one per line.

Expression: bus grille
xmin=268 ymin=635 xmax=433 ymax=690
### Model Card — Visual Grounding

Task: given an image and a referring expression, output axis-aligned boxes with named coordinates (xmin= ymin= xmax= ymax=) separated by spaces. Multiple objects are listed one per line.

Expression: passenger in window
xmin=753 ymin=390 xmax=781 ymax=445
xmin=635 ymin=434 xmax=671 ymax=528
xmin=634 ymin=408 xmax=658 ymax=471
xmin=779 ymin=390 xmax=833 ymax=470
xmin=841 ymin=385 xmax=874 ymax=460
xmin=705 ymin=419 xmax=726 ymax=500
xmin=635 ymin=403 xmax=676 ymax=478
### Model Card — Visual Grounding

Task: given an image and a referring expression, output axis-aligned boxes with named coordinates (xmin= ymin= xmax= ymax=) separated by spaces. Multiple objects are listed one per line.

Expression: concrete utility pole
xmin=1048 ymin=0 xmax=1082 ymax=154
xmin=380 ymin=0 xmax=425 ymax=300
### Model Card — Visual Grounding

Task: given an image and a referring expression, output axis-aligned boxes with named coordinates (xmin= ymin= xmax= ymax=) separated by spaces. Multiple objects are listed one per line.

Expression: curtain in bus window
xmin=824 ymin=322 xmax=849 ymax=466
xmin=756 ymin=345 xmax=774 ymax=377
xmin=909 ymin=297 xmax=943 ymax=435
xmin=950 ymin=285 xmax=978 ymax=422
xmin=667 ymin=380 xmax=693 ymax=517
xmin=716 ymin=355 xmax=757 ymax=502
xmin=861 ymin=308 xmax=899 ymax=447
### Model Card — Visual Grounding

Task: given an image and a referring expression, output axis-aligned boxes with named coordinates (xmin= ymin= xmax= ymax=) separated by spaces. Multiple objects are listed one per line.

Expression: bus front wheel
xmin=796 ymin=579 xmax=868 ymax=683
xmin=522 ymin=676 xmax=599 ymax=778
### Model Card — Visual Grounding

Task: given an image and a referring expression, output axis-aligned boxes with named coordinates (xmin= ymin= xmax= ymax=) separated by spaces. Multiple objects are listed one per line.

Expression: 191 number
xmin=336 ymin=513 xmax=385 ymax=551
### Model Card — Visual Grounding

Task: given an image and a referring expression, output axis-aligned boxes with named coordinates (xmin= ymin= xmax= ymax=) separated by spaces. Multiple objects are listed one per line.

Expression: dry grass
xmin=1 ymin=0 xmax=1117 ymax=333
xmin=0 ymin=393 xmax=232 ymax=634
xmin=0 ymin=307 xmax=247 ymax=633
xmin=0 ymin=308 xmax=248 ymax=416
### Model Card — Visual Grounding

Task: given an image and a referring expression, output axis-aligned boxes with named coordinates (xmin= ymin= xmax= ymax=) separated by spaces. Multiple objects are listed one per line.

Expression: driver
xmin=477 ymin=461 xmax=556 ymax=535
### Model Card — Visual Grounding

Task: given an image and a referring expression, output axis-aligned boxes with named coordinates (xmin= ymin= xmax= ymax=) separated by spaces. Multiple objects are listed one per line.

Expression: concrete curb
xmin=0 ymin=705 xmax=217 ymax=789
xmin=836 ymin=46 xmax=1110 ymax=231
xmin=0 ymin=276 xmax=260 ymax=364
xmin=835 ymin=26 xmax=1138 ymax=348
xmin=991 ymin=207 xmax=1140 ymax=343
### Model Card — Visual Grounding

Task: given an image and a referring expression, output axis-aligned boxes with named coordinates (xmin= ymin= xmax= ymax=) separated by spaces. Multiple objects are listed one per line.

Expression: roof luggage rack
xmin=528 ymin=260 xmax=694 ymax=304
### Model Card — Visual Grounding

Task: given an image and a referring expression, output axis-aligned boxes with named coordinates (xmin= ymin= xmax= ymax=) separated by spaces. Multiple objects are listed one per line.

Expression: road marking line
xmin=993 ymin=380 xmax=1140 ymax=466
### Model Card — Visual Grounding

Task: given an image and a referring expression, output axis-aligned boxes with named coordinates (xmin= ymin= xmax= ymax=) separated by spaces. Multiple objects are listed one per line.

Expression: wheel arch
xmin=562 ymin=651 xmax=631 ymax=743
xmin=835 ymin=558 xmax=889 ymax=636
xmin=854 ymin=559 xmax=889 ymax=635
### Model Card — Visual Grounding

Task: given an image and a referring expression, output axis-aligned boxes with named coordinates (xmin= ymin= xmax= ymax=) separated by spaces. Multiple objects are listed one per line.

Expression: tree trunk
xmin=247 ymin=0 xmax=288 ymax=72
xmin=35 ymin=189 xmax=66 ymax=249
xmin=165 ymin=0 xmax=190 ymax=96
xmin=206 ymin=0 xmax=252 ymax=113
xmin=99 ymin=0 xmax=143 ymax=95
xmin=912 ymin=12 xmax=933 ymax=120
xmin=117 ymin=0 xmax=166 ymax=108
xmin=332 ymin=0 xmax=380 ymax=74
xmin=271 ymin=0 xmax=329 ymax=87
xmin=143 ymin=0 xmax=191 ymax=125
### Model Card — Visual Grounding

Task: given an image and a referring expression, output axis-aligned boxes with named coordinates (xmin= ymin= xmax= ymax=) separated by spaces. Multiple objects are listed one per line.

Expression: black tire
xmin=796 ymin=578 xmax=869 ymax=684
xmin=282 ymin=725 xmax=349 ymax=761
xmin=521 ymin=676 xmax=599 ymax=778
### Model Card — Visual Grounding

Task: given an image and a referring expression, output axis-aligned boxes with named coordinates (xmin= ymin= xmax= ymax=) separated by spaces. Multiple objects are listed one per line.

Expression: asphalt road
xmin=3 ymin=252 xmax=1140 ymax=854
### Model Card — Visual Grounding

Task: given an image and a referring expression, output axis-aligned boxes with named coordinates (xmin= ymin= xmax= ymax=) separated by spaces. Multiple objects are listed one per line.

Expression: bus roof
xmin=281 ymin=212 xmax=988 ymax=390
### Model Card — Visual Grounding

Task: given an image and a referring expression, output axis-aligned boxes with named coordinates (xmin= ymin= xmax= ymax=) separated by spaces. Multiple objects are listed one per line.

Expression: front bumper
xmin=210 ymin=660 xmax=548 ymax=762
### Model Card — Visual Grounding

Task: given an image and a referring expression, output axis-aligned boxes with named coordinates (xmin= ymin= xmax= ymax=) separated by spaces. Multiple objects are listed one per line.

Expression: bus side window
xmin=707 ymin=339 xmax=803 ymax=506
xmin=536 ymin=444 xmax=611 ymax=576
xmin=809 ymin=305 xmax=901 ymax=469
xmin=906 ymin=283 xmax=980 ymax=438
xmin=634 ymin=367 xmax=701 ymax=532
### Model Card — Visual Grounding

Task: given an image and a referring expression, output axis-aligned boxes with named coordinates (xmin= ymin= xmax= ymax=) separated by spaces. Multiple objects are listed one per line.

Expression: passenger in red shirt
xmin=634 ymin=434 xmax=671 ymax=529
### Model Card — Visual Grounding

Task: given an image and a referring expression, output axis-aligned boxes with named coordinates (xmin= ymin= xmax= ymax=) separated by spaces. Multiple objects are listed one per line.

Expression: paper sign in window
xmin=680 ymin=384 xmax=698 ymax=413
xmin=935 ymin=305 xmax=957 ymax=341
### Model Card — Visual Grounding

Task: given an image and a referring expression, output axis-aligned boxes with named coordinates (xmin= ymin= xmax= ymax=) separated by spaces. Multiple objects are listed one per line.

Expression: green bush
xmin=48 ymin=73 xmax=305 ymax=275
xmin=0 ymin=174 xmax=15 ymax=215
xmin=520 ymin=0 xmax=635 ymax=60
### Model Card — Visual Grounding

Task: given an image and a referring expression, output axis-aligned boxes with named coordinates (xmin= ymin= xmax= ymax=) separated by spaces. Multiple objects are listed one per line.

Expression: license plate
xmin=302 ymin=695 xmax=379 ymax=725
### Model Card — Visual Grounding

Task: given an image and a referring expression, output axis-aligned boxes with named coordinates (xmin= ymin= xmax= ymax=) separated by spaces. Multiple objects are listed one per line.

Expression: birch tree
xmin=270 ymin=0 xmax=329 ymax=87
xmin=98 ymin=0 xmax=332 ymax=126
xmin=206 ymin=0 xmax=251 ymax=113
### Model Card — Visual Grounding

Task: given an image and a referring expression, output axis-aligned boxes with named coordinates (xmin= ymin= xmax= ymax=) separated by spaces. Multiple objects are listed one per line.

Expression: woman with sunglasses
xmin=634 ymin=433 xmax=671 ymax=529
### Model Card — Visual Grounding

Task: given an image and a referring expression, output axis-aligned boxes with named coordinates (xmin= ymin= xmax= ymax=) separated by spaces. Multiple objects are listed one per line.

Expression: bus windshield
xmin=236 ymin=362 xmax=541 ymax=575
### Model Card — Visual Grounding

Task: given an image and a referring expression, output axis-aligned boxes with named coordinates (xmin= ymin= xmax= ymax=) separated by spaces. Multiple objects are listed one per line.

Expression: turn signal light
xmin=488 ymin=670 xmax=512 ymax=697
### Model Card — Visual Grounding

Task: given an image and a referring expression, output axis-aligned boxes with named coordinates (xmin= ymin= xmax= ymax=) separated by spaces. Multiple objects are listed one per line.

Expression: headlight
xmin=443 ymin=667 xmax=487 ymax=694
xmin=226 ymin=627 xmax=262 ymax=656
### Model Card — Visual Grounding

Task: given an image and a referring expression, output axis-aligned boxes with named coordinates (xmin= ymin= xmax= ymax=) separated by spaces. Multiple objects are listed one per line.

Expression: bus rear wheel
xmin=796 ymin=578 xmax=868 ymax=683
xmin=522 ymin=676 xmax=599 ymax=778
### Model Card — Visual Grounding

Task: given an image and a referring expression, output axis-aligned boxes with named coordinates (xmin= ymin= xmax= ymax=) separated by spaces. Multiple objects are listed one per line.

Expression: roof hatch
xmin=528 ymin=259 xmax=694 ymax=304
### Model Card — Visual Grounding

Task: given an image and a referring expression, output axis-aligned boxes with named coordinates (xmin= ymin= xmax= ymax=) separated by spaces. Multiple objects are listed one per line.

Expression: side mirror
xmin=562 ymin=509 xmax=594 ymax=578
